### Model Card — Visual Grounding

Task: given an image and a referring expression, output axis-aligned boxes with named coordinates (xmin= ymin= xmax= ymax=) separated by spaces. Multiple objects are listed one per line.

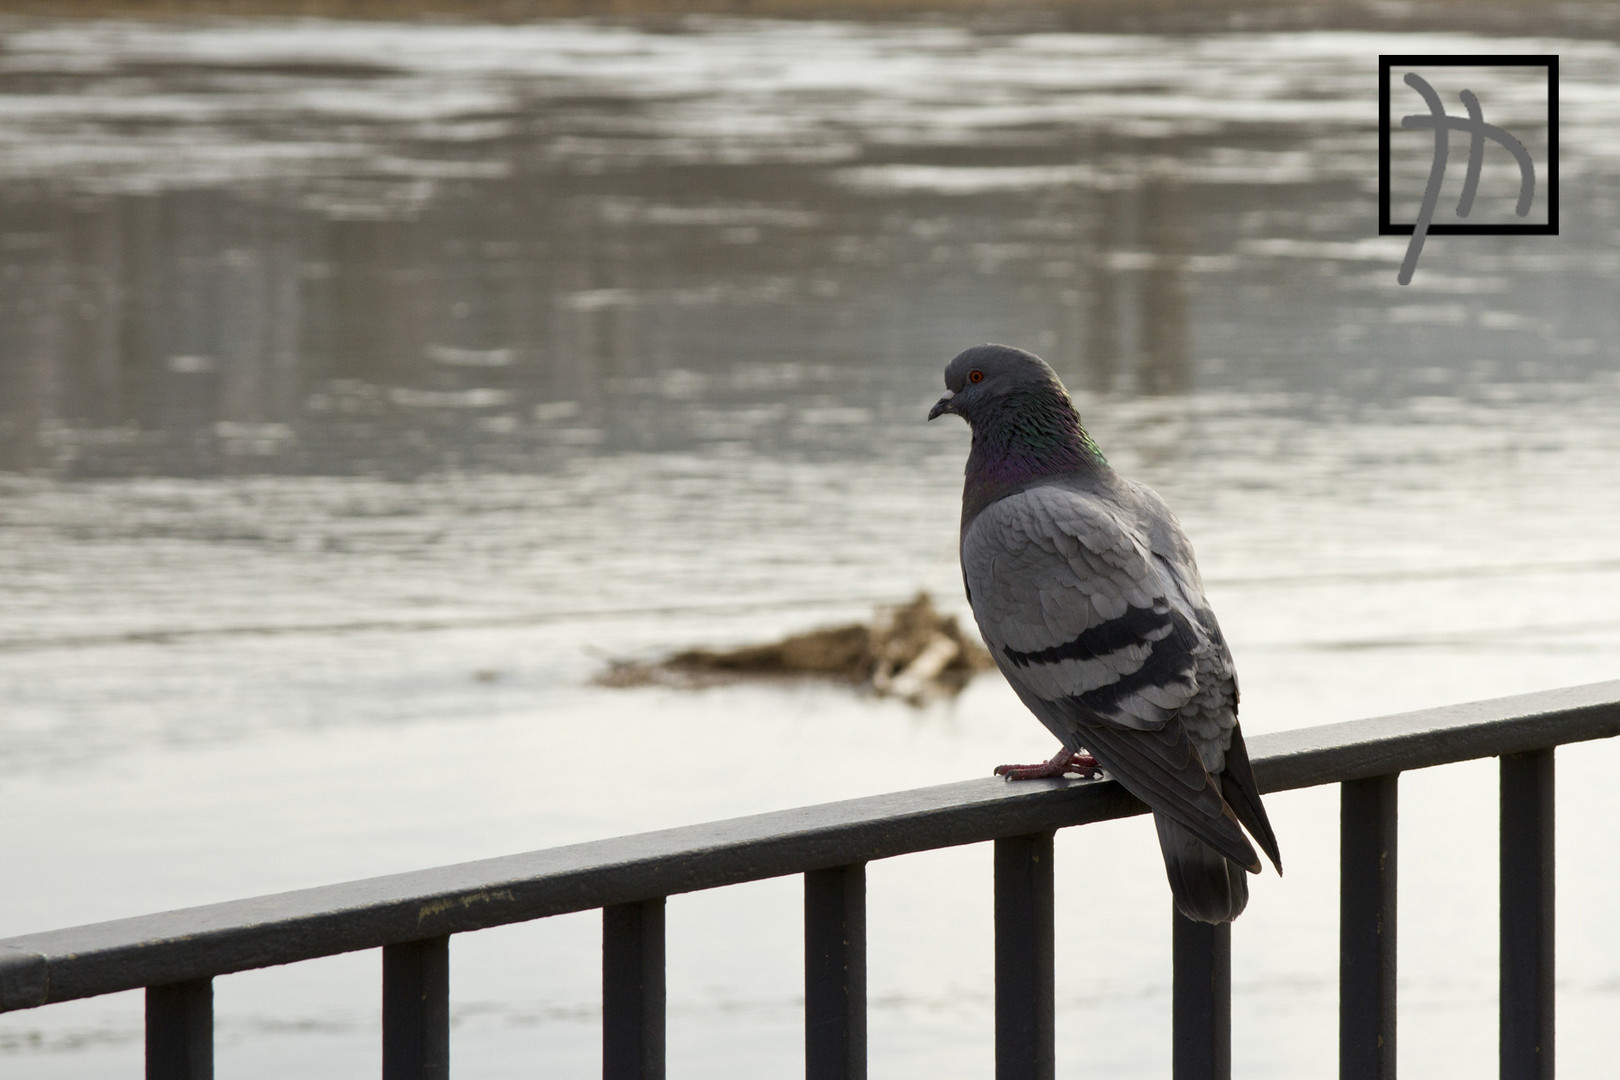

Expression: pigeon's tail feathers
xmin=1218 ymin=727 xmax=1283 ymax=875
xmin=1155 ymin=813 xmax=1250 ymax=924
xmin=1068 ymin=713 xmax=1261 ymax=873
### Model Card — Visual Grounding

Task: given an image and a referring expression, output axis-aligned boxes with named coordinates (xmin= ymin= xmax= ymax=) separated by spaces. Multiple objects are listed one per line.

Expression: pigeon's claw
xmin=994 ymin=747 xmax=1099 ymax=781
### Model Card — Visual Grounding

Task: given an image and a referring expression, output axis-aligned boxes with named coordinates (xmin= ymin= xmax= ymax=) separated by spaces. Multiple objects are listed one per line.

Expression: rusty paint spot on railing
xmin=417 ymin=889 xmax=517 ymax=928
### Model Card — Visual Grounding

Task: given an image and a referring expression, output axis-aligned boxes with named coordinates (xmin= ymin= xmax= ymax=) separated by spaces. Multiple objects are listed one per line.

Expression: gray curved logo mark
xmin=1398 ymin=72 xmax=1535 ymax=284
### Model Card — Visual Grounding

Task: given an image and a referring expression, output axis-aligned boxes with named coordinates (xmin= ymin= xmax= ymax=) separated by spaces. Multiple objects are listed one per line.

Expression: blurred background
xmin=2 ymin=3 xmax=1619 ymax=1078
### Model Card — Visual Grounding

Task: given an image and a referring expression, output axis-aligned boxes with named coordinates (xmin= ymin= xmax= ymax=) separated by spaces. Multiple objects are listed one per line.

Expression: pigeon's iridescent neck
xmin=960 ymin=386 xmax=1107 ymax=525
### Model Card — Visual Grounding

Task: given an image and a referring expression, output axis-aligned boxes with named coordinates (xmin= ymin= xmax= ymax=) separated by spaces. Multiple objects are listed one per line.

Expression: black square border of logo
xmin=1379 ymin=54 xmax=1559 ymax=236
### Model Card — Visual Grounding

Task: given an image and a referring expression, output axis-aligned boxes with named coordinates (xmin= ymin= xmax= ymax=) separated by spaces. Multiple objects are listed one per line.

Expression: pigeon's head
xmin=927 ymin=344 xmax=1069 ymax=424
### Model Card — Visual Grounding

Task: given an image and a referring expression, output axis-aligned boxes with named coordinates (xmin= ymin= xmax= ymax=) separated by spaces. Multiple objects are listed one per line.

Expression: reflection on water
xmin=3 ymin=13 xmax=1620 ymax=1080
xmin=2 ymin=18 xmax=1616 ymax=478
xmin=1137 ymin=176 xmax=1190 ymax=395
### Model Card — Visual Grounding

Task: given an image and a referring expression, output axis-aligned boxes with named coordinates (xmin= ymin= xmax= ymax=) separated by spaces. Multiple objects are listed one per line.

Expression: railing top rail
xmin=3 ymin=678 xmax=1618 ymax=1013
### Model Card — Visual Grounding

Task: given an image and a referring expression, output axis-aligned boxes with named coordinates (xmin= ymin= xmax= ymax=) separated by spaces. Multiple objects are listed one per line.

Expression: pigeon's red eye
xmin=969 ymin=370 xmax=984 ymax=384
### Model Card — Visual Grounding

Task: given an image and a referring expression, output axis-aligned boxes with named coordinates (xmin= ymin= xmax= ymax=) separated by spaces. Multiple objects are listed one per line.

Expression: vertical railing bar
xmin=1501 ymin=748 xmax=1555 ymax=1080
xmin=604 ymin=898 xmax=666 ymax=1080
xmin=146 ymin=977 xmax=213 ymax=1080
xmin=805 ymin=863 xmax=867 ymax=1080
xmin=1340 ymin=773 xmax=1398 ymax=1080
xmin=1172 ymin=912 xmax=1231 ymax=1080
xmin=382 ymin=935 xmax=450 ymax=1080
xmin=994 ymin=831 xmax=1055 ymax=1080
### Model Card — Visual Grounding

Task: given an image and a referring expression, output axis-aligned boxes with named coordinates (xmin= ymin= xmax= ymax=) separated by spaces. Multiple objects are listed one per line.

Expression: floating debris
xmin=597 ymin=592 xmax=993 ymax=703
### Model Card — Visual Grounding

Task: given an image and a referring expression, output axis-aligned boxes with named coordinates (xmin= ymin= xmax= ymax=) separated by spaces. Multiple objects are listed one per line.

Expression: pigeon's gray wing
xmin=1128 ymin=480 xmax=1282 ymax=875
xmin=963 ymin=484 xmax=1259 ymax=873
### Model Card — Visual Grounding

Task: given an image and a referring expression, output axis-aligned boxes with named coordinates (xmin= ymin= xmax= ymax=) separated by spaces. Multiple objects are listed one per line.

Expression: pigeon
xmin=928 ymin=344 xmax=1281 ymax=923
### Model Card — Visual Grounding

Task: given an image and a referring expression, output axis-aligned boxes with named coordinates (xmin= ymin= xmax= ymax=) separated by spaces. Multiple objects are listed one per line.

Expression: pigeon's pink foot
xmin=994 ymin=747 xmax=1099 ymax=781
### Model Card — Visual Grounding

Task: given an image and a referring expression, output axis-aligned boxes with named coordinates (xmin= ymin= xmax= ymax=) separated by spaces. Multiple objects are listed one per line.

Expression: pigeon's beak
xmin=927 ymin=390 xmax=957 ymax=421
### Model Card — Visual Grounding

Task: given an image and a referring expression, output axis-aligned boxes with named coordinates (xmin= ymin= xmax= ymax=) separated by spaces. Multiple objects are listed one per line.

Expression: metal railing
xmin=3 ymin=679 xmax=1619 ymax=1080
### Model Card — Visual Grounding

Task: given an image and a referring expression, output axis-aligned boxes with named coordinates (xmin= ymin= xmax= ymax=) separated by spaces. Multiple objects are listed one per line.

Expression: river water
xmin=2 ymin=13 xmax=1619 ymax=1079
